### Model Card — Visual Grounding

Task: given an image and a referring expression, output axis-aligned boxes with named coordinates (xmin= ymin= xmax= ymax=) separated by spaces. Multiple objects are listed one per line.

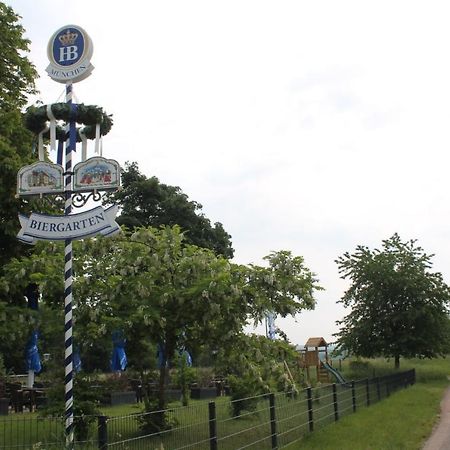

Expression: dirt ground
xmin=422 ymin=387 xmax=450 ymax=450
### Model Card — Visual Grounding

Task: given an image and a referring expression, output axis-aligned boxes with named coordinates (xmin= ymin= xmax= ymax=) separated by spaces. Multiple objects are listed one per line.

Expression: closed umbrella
xmin=25 ymin=331 xmax=42 ymax=373
xmin=110 ymin=331 xmax=127 ymax=372
xmin=25 ymin=284 xmax=41 ymax=387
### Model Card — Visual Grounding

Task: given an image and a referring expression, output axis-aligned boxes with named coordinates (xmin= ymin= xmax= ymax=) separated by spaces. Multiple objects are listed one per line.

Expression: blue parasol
xmin=25 ymin=284 xmax=42 ymax=379
xmin=25 ymin=330 xmax=42 ymax=373
xmin=110 ymin=331 xmax=127 ymax=372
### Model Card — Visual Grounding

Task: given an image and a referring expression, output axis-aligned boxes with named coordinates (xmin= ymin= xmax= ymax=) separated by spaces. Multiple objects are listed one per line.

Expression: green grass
xmin=285 ymin=356 xmax=450 ymax=450
xmin=286 ymin=381 xmax=447 ymax=450
xmin=338 ymin=356 xmax=450 ymax=383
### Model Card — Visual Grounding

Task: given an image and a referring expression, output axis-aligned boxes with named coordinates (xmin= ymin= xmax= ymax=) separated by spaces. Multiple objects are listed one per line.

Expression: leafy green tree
xmin=109 ymin=162 xmax=234 ymax=258
xmin=215 ymin=334 xmax=301 ymax=416
xmin=2 ymin=224 xmax=322 ymax=411
xmin=0 ymin=1 xmax=38 ymax=269
xmin=335 ymin=233 xmax=450 ymax=368
xmin=245 ymin=250 xmax=320 ymax=326
xmin=0 ymin=2 xmax=37 ymax=111
xmin=0 ymin=241 xmax=65 ymax=370
xmin=0 ymin=3 xmax=47 ymax=370
xmin=72 ymin=226 xmax=243 ymax=409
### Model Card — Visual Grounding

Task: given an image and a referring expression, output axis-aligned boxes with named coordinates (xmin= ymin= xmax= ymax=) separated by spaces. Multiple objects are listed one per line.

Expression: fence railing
xmin=0 ymin=369 xmax=415 ymax=449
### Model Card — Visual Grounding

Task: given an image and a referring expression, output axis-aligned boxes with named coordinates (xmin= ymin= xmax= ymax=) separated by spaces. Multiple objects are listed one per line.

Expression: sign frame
xmin=46 ymin=24 xmax=94 ymax=83
xmin=17 ymin=161 xmax=65 ymax=196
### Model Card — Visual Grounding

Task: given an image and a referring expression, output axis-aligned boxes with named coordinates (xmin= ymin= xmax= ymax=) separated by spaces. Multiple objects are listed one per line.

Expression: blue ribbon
xmin=57 ymin=139 xmax=64 ymax=165
xmin=70 ymin=104 xmax=78 ymax=153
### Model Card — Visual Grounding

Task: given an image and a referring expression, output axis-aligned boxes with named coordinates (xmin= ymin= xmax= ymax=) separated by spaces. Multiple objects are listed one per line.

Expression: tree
xmin=3 ymin=226 xmax=322 ymax=407
xmin=0 ymin=2 xmax=37 ymax=111
xmin=215 ymin=334 xmax=302 ymax=416
xmin=0 ymin=2 xmax=38 ymax=269
xmin=245 ymin=250 xmax=320 ymax=327
xmin=73 ymin=226 xmax=243 ymax=410
xmin=335 ymin=233 xmax=450 ymax=368
xmin=0 ymin=3 xmax=42 ymax=369
xmin=109 ymin=162 xmax=234 ymax=258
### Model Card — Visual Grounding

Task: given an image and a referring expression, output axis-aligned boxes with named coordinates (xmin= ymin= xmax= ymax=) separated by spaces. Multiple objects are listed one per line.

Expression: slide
xmin=322 ymin=361 xmax=347 ymax=384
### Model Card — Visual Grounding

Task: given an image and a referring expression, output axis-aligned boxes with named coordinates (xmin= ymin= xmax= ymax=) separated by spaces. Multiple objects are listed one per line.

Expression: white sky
xmin=7 ymin=0 xmax=450 ymax=346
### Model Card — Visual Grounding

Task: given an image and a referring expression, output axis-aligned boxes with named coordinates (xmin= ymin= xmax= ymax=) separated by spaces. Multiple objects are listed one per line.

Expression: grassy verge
xmin=285 ymin=355 xmax=450 ymax=450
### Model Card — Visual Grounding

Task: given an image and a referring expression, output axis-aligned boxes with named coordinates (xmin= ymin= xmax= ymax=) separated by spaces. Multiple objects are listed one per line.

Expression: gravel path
xmin=422 ymin=387 xmax=450 ymax=450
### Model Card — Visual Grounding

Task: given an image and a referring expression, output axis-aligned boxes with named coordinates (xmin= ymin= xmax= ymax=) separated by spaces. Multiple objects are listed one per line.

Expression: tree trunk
xmin=394 ymin=355 xmax=400 ymax=369
xmin=158 ymin=357 xmax=167 ymax=410
xmin=157 ymin=342 xmax=175 ymax=410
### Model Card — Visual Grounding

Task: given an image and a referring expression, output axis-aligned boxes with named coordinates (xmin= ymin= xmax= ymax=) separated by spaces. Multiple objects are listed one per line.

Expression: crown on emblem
xmin=58 ymin=29 xmax=78 ymax=46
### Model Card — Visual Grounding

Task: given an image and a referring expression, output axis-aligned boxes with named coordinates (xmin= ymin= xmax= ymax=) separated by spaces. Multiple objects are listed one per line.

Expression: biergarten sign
xmin=17 ymin=205 xmax=120 ymax=244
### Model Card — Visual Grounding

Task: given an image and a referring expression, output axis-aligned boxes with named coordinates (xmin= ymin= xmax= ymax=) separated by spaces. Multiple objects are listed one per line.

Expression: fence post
xmin=98 ymin=415 xmax=108 ymax=450
xmin=351 ymin=381 xmax=356 ymax=413
xmin=386 ymin=376 xmax=390 ymax=397
xmin=365 ymin=379 xmax=370 ymax=407
xmin=209 ymin=401 xmax=217 ymax=450
xmin=269 ymin=393 xmax=278 ymax=450
xmin=376 ymin=377 xmax=381 ymax=401
xmin=307 ymin=387 xmax=314 ymax=432
xmin=332 ymin=384 xmax=338 ymax=422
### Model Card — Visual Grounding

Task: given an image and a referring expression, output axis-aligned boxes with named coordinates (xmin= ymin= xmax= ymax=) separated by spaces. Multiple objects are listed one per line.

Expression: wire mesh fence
xmin=0 ymin=369 xmax=415 ymax=449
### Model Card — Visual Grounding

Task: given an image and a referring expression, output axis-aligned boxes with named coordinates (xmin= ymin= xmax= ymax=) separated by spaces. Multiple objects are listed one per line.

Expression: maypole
xmin=64 ymin=80 xmax=74 ymax=445
xmin=17 ymin=25 xmax=121 ymax=449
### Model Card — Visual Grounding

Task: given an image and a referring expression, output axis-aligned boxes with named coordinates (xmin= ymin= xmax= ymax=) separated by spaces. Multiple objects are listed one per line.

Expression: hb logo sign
xmin=47 ymin=25 xmax=94 ymax=83
xmin=58 ymin=29 xmax=79 ymax=63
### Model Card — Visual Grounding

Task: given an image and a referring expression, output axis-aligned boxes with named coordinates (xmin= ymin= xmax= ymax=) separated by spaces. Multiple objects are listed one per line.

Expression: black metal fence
xmin=0 ymin=369 xmax=415 ymax=449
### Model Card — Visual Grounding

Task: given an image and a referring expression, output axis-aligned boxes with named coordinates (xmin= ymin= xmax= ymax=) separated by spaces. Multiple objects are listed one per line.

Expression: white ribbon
xmin=94 ymin=123 xmax=100 ymax=154
xmin=38 ymin=125 xmax=49 ymax=161
xmin=46 ymin=104 xmax=57 ymax=153
xmin=79 ymin=127 xmax=88 ymax=161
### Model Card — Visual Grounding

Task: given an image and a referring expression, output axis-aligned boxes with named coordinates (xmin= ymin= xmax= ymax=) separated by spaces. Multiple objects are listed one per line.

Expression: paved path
xmin=423 ymin=387 xmax=450 ymax=450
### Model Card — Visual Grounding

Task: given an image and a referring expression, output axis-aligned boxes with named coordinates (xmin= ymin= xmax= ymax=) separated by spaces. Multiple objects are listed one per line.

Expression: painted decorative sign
xmin=73 ymin=157 xmax=121 ymax=192
xmin=17 ymin=161 xmax=64 ymax=196
xmin=17 ymin=205 xmax=120 ymax=244
xmin=46 ymin=25 xmax=94 ymax=83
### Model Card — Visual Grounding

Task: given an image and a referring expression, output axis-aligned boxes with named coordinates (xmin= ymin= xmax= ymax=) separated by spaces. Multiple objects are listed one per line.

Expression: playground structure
xmin=299 ymin=337 xmax=346 ymax=385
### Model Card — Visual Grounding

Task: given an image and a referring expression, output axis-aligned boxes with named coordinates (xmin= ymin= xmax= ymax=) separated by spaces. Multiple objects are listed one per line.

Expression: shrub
xmin=38 ymin=374 xmax=100 ymax=442
xmin=228 ymin=374 xmax=265 ymax=417
xmin=136 ymin=391 xmax=178 ymax=434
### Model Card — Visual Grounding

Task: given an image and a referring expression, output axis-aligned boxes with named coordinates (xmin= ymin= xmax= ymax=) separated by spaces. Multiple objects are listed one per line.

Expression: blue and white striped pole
xmin=64 ymin=81 xmax=75 ymax=448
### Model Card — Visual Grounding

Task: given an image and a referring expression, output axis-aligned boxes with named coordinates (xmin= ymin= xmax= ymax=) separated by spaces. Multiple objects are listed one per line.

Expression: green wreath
xmin=24 ymin=103 xmax=113 ymax=141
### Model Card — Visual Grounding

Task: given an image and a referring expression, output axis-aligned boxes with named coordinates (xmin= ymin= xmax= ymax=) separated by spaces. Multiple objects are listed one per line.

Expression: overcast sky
xmin=7 ymin=0 xmax=450 ymax=346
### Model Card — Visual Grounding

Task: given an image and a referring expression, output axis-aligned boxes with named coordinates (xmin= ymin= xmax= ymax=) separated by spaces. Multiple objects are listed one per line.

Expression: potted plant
xmin=190 ymin=367 xmax=217 ymax=400
xmin=102 ymin=373 xmax=136 ymax=406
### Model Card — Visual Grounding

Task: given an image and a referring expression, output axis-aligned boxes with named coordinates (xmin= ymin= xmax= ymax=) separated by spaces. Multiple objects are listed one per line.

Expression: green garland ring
xmin=24 ymin=103 xmax=113 ymax=142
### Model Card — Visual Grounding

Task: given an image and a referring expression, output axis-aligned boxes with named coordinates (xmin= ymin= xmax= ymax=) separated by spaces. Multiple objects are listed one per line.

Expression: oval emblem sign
xmin=46 ymin=25 xmax=94 ymax=83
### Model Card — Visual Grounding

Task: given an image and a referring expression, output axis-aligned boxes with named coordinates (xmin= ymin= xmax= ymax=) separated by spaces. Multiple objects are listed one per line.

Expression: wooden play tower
xmin=299 ymin=337 xmax=330 ymax=384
